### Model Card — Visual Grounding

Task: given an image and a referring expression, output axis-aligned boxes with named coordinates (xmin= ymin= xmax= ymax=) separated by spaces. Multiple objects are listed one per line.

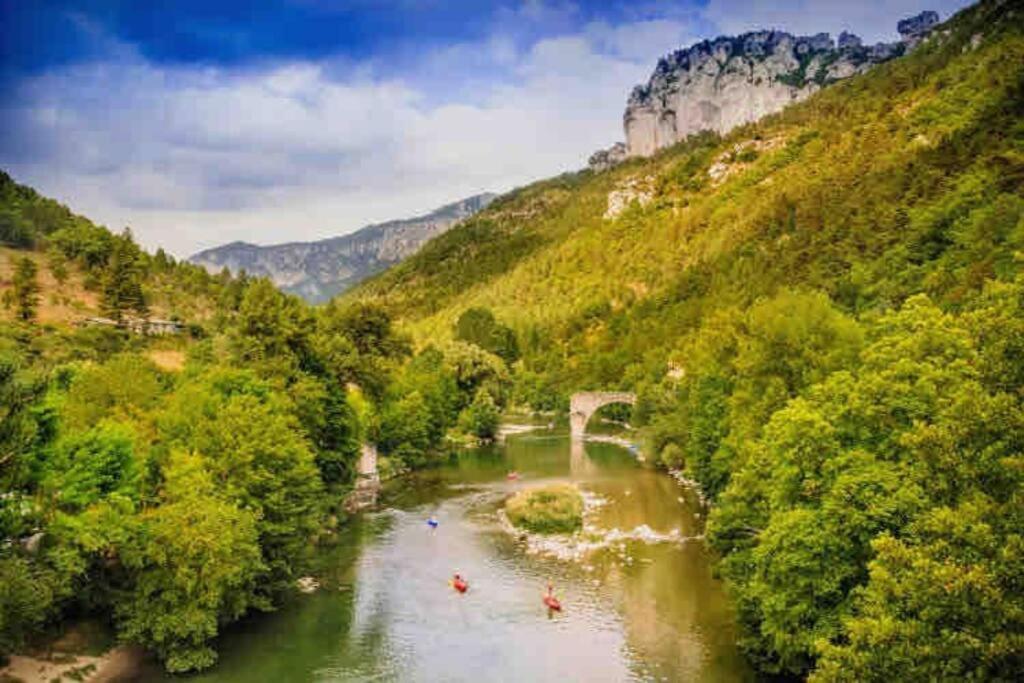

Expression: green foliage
xmin=159 ymin=373 xmax=323 ymax=591
xmin=100 ymin=230 xmax=148 ymax=321
xmin=454 ymin=307 xmax=520 ymax=364
xmin=0 ymin=352 xmax=42 ymax=496
xmin=705 ymin=290 xmax=1024 ymax=677
xmin=0 ymin=555 xmax=57 ymax=658
xmin=117 ymin=452 xmax=264 ymax=673
xmin=441 ymin=341 xmax=511 ymax=409
xmin=60 ymin=355 xmax=165 ymax=432
xmin=659 ymin=443 xmax=684 ymax=469
xmin=12 ymin=256 xmax=39 ymax=322
xmin=505 ymin=484 xmax=584 ymax=534
xmin=458 ymin=389 xmax=501 ymax=441
xmin=43 ymin=423 xmax=140 ymax=512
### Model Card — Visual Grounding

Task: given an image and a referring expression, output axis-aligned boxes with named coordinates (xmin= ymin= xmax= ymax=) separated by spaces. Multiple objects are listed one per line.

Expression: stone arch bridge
xmin=570 ymin=391 xmax=637 ymax=440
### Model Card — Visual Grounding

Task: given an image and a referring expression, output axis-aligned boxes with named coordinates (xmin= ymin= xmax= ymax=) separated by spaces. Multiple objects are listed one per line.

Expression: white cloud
xmin=2 ymin=15 xmax=668 ymax=257
xmin=2 ymin=1 xmax=974 ymax=257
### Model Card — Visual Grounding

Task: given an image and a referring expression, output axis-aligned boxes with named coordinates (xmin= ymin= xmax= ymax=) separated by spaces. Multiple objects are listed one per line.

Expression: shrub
xmin=505 ymin=484 xmax=584 ymax=534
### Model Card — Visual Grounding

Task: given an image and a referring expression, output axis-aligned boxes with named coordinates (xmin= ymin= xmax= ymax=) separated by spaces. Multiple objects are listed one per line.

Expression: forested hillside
xmin=0 ymin=179 xmax=516 ymax=670
xmin=351 ymin=0 xmax=1024 ymax=679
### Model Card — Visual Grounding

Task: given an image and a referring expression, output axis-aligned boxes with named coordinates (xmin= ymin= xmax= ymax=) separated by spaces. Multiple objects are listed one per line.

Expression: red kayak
xmin=543 ymin=595 xmax=561 ymax=611
xmin=451 ymin=576 xmax=469 ymax=593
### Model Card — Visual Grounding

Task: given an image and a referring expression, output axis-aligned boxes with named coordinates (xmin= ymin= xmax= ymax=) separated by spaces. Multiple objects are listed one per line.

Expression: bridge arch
xmin=570 ymin=391 xmax=637 ymax=440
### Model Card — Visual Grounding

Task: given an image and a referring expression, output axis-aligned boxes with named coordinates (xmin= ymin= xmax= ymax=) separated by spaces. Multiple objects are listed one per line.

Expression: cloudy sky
xmin=0 ymin=0 xmax=972 ymax=257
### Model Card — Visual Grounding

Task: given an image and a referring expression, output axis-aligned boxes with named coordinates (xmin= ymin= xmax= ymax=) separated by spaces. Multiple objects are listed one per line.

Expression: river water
xmin=143 ymin=431 xmax=751 ymax=682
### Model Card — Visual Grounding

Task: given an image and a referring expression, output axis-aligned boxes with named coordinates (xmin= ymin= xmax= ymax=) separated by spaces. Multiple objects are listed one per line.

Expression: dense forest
xmin=0 ymin=175 xmax=518 ymax=671
xmin=350 ymin=0 xmax=1024 ymax=679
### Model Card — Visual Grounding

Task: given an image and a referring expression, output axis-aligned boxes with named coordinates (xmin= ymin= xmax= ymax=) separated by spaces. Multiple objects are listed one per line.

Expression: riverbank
xmin=0 ymin=646 xmax=145 ymax=683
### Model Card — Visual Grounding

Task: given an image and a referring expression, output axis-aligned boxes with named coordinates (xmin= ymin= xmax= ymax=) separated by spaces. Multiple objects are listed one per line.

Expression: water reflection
xmin=138 ymin=432 xmax=751 ymax=682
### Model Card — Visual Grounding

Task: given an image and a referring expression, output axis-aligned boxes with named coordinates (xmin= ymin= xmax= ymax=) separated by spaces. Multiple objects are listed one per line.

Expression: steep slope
xmin=190 ymin=193 xmax=495 ymax=302
xmin=350 ymin=4 xmax=1024 ymax=678
xmin=353 ymin=0 xmax=1022 ymax=390
xmin=0 ymin=171 xmax=224 ymax=326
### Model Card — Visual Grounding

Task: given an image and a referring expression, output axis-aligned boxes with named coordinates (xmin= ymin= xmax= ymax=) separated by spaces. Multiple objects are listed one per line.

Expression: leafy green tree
xmin=0 ymin=353 xmax=42 ymax=494
xmin=287 ymin=374 xmax=360 ymax=485
xmin=659 ymin=443 xmax=684 ymax=469
xmin=454 ymin=307 xmax=520 ymax=364
xmin=117 ymin=452 xmax=264 ymax=673
xmin=814 ymin=495 xmax=1024 ymax=682
xmin=459 ymin=389 xmax=500 ymax=441
xmin=60 ymin=354 xmax=165 ymax=432
xmin=708 ymin=293 xmax=1024 ymax=676
xmin=0 ymin=208 xmax=33 ymax=248
xmin=43 ymin=422 xmax=140 ymax=512
xmin=379 ymin=390 xmax=433 ymax=462
xmin=12 ymin=256 xmax=40 ymax=322
xmin=0 ymin=555 xmax=57 ymax=659
xmin=442 ymin=341 xmax=511 ymax=409
xmin=159 ymin=374 xmax=323 ymax=591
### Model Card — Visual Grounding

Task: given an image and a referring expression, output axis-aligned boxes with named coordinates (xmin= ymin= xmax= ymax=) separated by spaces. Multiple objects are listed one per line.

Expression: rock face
xmin=898 ymin=11 xmax=941 ymax=39
xmin=621 ymin=12 xmax=940 ymax=159
xmin=588 ymin=142 xmax=628 ymax=172
xmin=189 ymin=193 xmax=496 ymax=303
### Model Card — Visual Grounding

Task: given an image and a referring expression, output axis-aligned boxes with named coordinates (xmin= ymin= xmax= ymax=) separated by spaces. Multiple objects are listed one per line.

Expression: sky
xmin=0 ymin=0 xmax=973 ymax=257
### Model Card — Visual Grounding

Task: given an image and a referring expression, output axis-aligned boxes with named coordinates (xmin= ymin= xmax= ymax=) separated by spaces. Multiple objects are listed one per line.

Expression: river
xmin=138 ymin=430 xmax=751 ymax=682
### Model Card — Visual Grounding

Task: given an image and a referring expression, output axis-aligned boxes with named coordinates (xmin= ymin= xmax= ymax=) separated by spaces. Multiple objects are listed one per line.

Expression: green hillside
xmin=0 ymin=182 xmax=504 ymax=669
xmin=357 ymin=0 xmax=1022 ymax=391
xmin=350 ymin=0 xmax=1024 ymax=678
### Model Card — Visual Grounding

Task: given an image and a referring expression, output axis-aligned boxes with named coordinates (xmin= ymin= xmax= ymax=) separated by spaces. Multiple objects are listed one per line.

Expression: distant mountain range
xmin=189 ymin=193 xmax=497 ymax=302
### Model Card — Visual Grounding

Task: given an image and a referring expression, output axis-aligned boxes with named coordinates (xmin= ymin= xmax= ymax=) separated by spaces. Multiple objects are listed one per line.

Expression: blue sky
xmin=0 ymin=0 xmax=972 ymax=256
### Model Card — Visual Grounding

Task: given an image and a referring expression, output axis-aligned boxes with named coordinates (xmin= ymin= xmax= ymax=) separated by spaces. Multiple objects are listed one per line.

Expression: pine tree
xmin=101 ymin=230 xmax=148 ymax=322
xmin=12 ymin=256 xmax=39 ymax=322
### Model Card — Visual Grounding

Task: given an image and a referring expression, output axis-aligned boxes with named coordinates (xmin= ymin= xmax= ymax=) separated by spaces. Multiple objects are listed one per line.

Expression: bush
xmin=458 ymin=390 xmax=500 ymax=441
xmin=660 ymin=443 xmax=685 ymax=469
xmin=505 ymin=484 xmax=583 ymax=534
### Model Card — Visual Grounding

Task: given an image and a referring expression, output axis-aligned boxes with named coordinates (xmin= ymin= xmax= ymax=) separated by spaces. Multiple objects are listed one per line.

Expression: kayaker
xmin=543 ymin=582 xmax=562 ymax=611
xmin=451 ymin=573 xmax=468 ymax=593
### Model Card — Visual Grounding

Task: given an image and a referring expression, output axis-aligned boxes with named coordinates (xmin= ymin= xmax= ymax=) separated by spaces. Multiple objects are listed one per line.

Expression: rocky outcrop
xmin=621 ymin=11 xmax=941 ymax=159
xmin=189 ymin=193 xmax=496 ymax=302
xmin=898 ymin=10 xmax=941 ymax=39
xmin=588 ymin=142 xmax=628 ymax=172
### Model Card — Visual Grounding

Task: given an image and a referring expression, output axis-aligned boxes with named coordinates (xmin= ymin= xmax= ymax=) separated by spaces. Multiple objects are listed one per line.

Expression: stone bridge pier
xmin=569 ymin=391 xmax=637 ymax=441
xmin=345 ymin=442 xmax=381 ymax=512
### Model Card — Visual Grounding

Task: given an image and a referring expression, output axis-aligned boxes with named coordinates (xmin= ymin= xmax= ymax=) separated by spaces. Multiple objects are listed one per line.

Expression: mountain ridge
xmin=190 ymin=192 xmax=496 ymax=302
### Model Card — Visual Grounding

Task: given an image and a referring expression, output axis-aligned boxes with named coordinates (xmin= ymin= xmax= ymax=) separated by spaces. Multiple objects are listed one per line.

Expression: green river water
xmin=137 ymin=430 xmax=751 ymax=682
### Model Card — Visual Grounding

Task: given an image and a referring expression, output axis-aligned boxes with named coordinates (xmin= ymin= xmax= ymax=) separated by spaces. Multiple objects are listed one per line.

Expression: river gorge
xmin=134 ymin=430 xmax=751 ymax=682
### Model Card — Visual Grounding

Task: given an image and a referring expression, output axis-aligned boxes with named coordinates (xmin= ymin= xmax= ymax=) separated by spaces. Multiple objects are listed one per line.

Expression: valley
xmin=1 ymin=1 xmax=1022 ymax=681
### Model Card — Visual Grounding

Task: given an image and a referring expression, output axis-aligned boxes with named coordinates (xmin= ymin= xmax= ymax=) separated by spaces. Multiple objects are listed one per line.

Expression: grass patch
xmin=505 ymin=484 xmax=583 ymax=534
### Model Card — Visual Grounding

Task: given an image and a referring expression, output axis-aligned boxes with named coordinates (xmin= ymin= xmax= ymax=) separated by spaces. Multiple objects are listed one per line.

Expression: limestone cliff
xmin=619 ymin=11 xmax=940 ymax=159
xmin=189 ymin=193 xmax=495 ymax=303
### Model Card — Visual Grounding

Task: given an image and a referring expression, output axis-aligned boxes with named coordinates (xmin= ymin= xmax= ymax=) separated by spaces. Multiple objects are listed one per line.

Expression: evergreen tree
xmin=101 ymin=231 xmax=148 ymax=321
xmin=12 ymin=256 xmax=39 ymax=322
